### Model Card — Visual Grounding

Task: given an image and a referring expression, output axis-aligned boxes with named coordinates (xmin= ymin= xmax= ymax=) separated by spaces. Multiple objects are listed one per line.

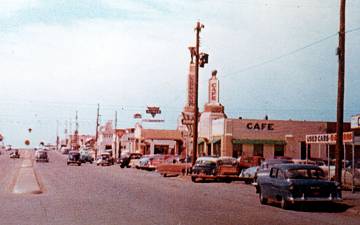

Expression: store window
xmin=274 ymin=144 xmax=285 ymax=157
xmin=232 ymin=143 xmax=243 ymax=158
xmin=253 ymin=144 xmax=264 ymax=157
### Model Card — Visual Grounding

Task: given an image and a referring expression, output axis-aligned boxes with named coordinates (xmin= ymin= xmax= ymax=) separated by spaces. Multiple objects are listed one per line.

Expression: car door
xmin=274 ymin=169 xmax=287 ymax=198
xmin=262 ymin=168 xmax=277 ymax=198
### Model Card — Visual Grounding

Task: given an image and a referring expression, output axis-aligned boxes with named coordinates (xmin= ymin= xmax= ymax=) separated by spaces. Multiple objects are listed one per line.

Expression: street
xmin=0 ymin=150 xmax=359 ymax=225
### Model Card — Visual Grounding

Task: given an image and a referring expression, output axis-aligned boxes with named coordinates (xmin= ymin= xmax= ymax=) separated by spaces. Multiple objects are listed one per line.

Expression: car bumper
xmin=288 ymin=195 xmax=342 ymax=203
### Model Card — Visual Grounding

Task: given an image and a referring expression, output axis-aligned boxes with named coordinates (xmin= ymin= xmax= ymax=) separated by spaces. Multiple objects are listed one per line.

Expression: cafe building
xmin=208 ymin=118 xmax=352 ymax=160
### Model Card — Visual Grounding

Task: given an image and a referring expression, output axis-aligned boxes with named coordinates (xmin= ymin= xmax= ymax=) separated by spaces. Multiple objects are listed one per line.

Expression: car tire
xmin=163 ymin=173 xmax=167 ymax=177
xmin=78 ymin=163 xmax=81 ymax=166
xmin=280 ymin=196 xmax=289 ymax=209
xmin=120 ymin=165 xmax=125 ymax=168
xmin=259 ymin=190 xmax=268 ymax=205
xmin=191 ymin=176 xmax=198 ymax=183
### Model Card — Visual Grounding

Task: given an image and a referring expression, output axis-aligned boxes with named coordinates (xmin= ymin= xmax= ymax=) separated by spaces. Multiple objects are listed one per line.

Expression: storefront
xmin=209 ymin=118 xmax=351 ymax=160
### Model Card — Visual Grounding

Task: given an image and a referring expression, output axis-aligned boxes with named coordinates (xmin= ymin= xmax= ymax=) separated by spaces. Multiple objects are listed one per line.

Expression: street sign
xmin=351 ymin=114 xmax=360 ymax=129
xmin=146 ymin=106 xmax=161 ymax=118
xmin=182 ymin=119 xmax=194 ymax=125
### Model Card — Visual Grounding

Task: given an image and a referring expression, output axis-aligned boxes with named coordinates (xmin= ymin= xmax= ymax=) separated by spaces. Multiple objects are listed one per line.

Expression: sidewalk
xmin=342 ymin=190 xmax=360 ymax=215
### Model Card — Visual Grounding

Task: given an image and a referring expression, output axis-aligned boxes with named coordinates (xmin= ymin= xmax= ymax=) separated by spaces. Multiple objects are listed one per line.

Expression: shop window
xmin=253 ymin=144 xmax=264 ymax=157
xmin=198 ymin=143 xmax=205 ymax=156
xmin=274 ymin=144 xmax=285 ymax=157
xmin=232 ymin=143 xmax=243 ymax=158
xmin=213 ymin=142 xmax=221 ymax=156
xmin=155 ymin=145 xmax=168 ymax=154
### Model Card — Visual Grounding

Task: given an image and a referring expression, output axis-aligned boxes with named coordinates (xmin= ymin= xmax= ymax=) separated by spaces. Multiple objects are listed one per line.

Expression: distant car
xmin=96 ymin=153 xmax=112 ymax=166
xmin=257 ymin=164 xmax=342 ymax=209
xmin=67 ymin=151 xmax=81 ymax=166
xmin=9 ymin=150 xmax=20 ymax=159
xmin=35 ymin=150 xmax=49 ymax=162
xmin=61 ymin=147 xmax=71 ymax=154
xmin=191 ymin=156 xmax=239 ymax=183
xmin=119 ymin=152 xmax=143 ymax=168
xmin=156 ymin=156 xmax=192 ymax=177
xmin=79 ymin=150 xmax=93 ymax=164
xmin=254 ymin=159 xmax=293 ymax=184
xmin=104 ymin=150 xmax=115 ymax=165
xmin=239 ymin=166 xmax=259 ymax=184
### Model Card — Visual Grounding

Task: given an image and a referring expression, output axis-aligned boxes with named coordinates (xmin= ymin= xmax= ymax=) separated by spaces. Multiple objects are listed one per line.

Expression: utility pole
xmin=192 ymin=21 xmax=208 ymax=165
xmin=114 ymin=111 xmax=118 ymax=159
xmin=56 ymin=120 xmax=59 ymax=151
xmin=74 ymin=111 xmax=79 ymax=150
xmin=335 ymin=0 xmax=346 ymax=184
xmin=95 ymin=104 xmax=100 ymax=159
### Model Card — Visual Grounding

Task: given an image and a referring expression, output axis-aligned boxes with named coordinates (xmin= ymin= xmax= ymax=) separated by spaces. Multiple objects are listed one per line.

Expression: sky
xmin=0 ymin=0 xmax=359 ymax=147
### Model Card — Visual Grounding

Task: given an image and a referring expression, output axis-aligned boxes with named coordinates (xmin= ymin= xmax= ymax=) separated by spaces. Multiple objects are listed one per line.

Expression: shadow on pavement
xmin=268 ymin=202 xmax=352 ymax=213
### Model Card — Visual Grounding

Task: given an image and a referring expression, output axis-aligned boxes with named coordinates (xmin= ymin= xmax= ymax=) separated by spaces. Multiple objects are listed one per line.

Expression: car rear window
xmin=287 ymin=168 xmax=325 ymax=180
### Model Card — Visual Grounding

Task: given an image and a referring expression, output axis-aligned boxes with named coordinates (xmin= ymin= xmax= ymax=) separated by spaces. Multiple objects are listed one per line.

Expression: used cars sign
xmin=306 ymin=132 xmax=353 ymax=144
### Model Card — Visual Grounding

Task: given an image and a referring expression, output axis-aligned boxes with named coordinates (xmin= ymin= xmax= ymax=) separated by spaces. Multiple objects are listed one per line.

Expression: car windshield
xmin=287 ymin=168 xmax=325 ymax=180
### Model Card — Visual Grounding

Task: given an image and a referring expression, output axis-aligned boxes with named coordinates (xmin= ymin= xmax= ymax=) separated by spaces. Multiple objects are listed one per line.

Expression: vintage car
xmin=119 ymin=152 xmax=143 ymax=168
xmin=9 ymin=149 xmax=20 ymax=159
xmin=156 ymin=157 xmax=192 ymax=177
xmin=254 ymin=159 xmax=293 ymax=184
xmin=35 ymin=150 xmax=49 ymax=162
xmin=239 ymin=166 xmax=259 ymax=184
xmin=138 ymin=154 xmax=171 ymax=170
xmin=96 ymin=152 xmax=112 ymax=166
xmin=191 ymin=156 xmax=240 ymax=183
xmin=238 ymin=156 xmax=264 ymax=171
xmin=79 ymin=149 xmax=94 ymax=164
xmin=67 ymin=151 xmax=81 ymax=166
xmin=257 ymin=164 xmax=342 ymax=209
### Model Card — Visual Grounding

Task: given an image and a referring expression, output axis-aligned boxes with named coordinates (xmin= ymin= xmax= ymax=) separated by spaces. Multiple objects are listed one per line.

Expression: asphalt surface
xmin=0 ymin=149 xmax=359 ymax=225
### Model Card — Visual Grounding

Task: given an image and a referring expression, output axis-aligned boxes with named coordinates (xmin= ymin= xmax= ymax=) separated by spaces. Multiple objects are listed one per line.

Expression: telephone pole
xmin=114 ymin=111 xmax=118 ymax=159
xmin=74 ymin=111 xmax=79 ymax=150
xmin=192 ymin=21 xmax=208 ymax=165
xmin=335 ymin=0 xmax=346 ymax=184
xmin=95 ymin=104 xmax=100 ymax=159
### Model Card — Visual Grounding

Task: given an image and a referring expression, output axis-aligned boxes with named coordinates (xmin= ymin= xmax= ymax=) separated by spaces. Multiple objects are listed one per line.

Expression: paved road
xmin=0 ymin=150 xmax=359 ymax=225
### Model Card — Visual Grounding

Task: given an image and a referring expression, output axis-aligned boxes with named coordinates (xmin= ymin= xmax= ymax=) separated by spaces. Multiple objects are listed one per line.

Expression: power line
xmin=222 ymin=32 xmax=339 ymax=78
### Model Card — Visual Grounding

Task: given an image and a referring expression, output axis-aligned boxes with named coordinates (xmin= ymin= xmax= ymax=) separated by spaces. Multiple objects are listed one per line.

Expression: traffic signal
xmin=199 ymin=53 xmax=209 ymax=68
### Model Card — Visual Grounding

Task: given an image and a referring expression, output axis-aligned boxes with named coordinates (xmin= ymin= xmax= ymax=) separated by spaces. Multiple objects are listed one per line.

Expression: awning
xmin=197 ymin=138 xmax=208 ymax=145
xmin=232 ymin=139 xmax=286 ymax=145
xmin=212 ymin=137 xmax=221 ymax=144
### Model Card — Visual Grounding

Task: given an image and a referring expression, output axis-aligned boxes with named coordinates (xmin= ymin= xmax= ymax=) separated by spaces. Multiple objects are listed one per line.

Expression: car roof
xmin=69 ymin=151 xmax=80 ymax=154
xmin=196 ymin=156 xmax=218 ymax=162
xmin=273 ymin=164 xmax=321 ymax=170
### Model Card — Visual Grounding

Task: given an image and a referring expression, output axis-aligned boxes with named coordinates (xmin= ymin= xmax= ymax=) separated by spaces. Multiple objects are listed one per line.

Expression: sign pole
xmin=352 ymin=143 xmax=355 ymax=193
xmin=327 ymin=144 xmax=331 ymax=181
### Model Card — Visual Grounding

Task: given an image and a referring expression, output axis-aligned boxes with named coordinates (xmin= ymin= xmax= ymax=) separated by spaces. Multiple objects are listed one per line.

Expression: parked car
xmin=79 ymin=149 xmax=93 ymax=164
xmin=119 ymin=152 xmax=143 ymax=168
xmin=257 ymin=164 xmax=342 ymax=209
xmin=254 ymin=159 xmax=293 ymax=184
xmin=191 ymin=156 xmax=239 ymax=183
xmin=156 ymin=157 xmax=192 ymax=177
xmin=96 ymin=152 xmax=112 ymax=166
xmin=239 ymin=166 xmax=259 ymax=184
xmin=238 ymin=156 xmax=264 ymax=171
xmin=35 ymin=150 xmax=49 ymax=162
xmin=9 ymin=149 xmax=20 ymax=159
xmin=61 ymin=147 xmax=71 ymax=154
xmin=138 ymin=154 xmax=170 ymax=170
xmin=104 ymin=150 xmax=115 ymax=165
xmin=67 ymin=151 xmax=81 ymax=166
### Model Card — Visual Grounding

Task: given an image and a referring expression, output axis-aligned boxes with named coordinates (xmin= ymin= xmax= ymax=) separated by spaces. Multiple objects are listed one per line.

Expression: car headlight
xmin=289 ymin=184 xmax=294 ymax=191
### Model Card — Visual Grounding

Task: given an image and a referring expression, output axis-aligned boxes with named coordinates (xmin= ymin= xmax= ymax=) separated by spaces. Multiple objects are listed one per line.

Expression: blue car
xmin=257 ymin=164 xmax=342 ymax=209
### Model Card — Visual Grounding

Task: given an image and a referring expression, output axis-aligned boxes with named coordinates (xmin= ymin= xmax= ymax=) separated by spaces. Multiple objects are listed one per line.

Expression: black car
xmin=119 ymin=153 xmax=142 ymax=168
xmin=67 ymin=151 xmax=81 ymax=166
xmin=257 ymin=164 xmax=342 ymax=209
